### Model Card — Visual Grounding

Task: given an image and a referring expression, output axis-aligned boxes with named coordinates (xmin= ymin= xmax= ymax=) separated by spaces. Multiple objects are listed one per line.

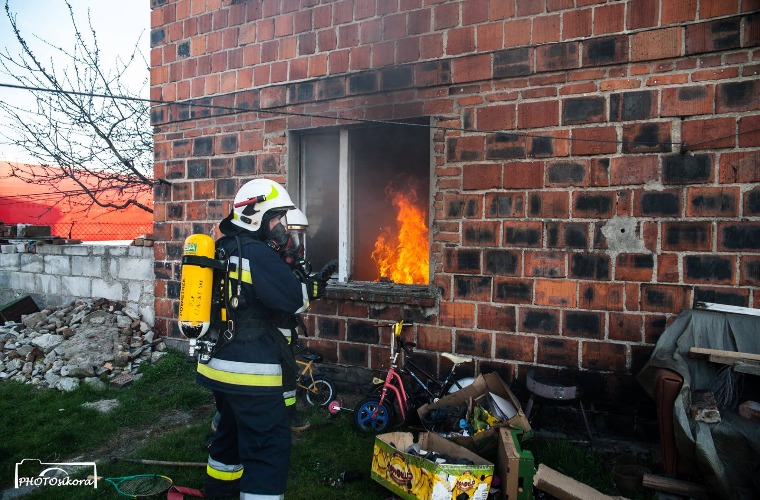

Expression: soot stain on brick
xmin=456 ymin=250 xmax=481 ymax=270
xmin=485 ymin=251 xmax=519 ymax=274
xmin=565 ymin=226 xmax=588 ymax=247
xmin=678 ymin=86 xmax=707 ymax=101
xmin=722 ymin=225 xmax=760 ymax=249
xmin=347 ymin=322 xmax=379 ymax=343
xmin=523 ymin=311 xmax=557 ymax=332
xmin=465 ymin=226 xmax=495 ymax=244
xmin=694 ymin=288 xmax=747 ymax=307
xmin=530 ymin=136 xmax=553 ymax=157
xmin=496 ymin=281 xmax=531 ymax=300
xmin=576 ymin=194 xmax=612 ymax=214
xmin=720 ymin=81 xmax=755 ymax=108
xmin=663 ymin=154 xmax=710 ymax=184
xmin=506 ymin=227 xmax=540 ymax=246
xmin=565 ymin=312 xmax=601 ymax=337
xmin=572 ymin=254 xmax=610 ymax=279
xmin=641 ymin=192 xmax=680 ymax=215
xmin=548 ymin=162 xmax=585 ymax=183
xmin=692 ymin=193 xmax=735 ymax=213
xmin=685 ymin=256 xmax=732 ymax=281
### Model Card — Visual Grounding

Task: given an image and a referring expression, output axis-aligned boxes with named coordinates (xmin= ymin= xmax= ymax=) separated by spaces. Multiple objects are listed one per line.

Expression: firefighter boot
xmin=288 ymin=404 xmax=310 ymax=431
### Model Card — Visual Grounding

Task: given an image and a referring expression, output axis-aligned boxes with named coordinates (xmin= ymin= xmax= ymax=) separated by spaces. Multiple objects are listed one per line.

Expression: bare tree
xmin=0 ymin=0 xmax=155 ymax=214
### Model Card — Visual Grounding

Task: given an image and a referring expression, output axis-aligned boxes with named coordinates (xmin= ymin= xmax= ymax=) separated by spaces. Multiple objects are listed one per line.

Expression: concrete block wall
xmin=0 ymin=244 xmax=155 ymax=326
xmin=148 ymin=0 xmax=760 ymax=403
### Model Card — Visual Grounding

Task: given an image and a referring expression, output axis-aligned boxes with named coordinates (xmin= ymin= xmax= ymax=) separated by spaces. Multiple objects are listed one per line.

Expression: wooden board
xmin=688 ymin=347 xmax=760 ymax=363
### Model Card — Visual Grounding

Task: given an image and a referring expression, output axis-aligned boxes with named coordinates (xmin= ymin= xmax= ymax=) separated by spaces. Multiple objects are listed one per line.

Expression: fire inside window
xmin=293 ymin=120 xmax=430 ymax=285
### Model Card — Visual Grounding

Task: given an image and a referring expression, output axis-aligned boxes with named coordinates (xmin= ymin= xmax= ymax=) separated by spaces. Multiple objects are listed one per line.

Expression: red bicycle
xmin=347 ymin=320 xmax=474 ymax=433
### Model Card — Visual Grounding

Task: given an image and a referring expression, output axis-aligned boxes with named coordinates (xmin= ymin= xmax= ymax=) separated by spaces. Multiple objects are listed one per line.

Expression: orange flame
xmin=371 ymin=187 xmax=429 ymax=284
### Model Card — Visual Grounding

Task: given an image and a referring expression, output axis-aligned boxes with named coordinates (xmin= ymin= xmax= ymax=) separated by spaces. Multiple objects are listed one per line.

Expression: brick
xmin=452 ymin=54 xmax=492 ymax=83
xmin=661 ymin=85 xmax=714 ymax=117
xmin=739 ymin=114 xmax=760 ymax=147
xmin=615 ymin=253 xmax=654 ymax=282
xmin=626 ymin=0 xmax=659 ymax=30
xmin=609 ymin=313 xmax=643 ymax=342
xmin=380 ymin=66 xmax=413 ymax=90
xmin=631 ymin=28 xmax=682 ymax=62
xmin=478 ymin=303 xmax=517 ymax=332
xmin=518 ymin=100 xmax=559 ymax=129
xmin=547 ymin=161 xmax=588 ymax=186
xmin=564 ymin=311 xmax=604 ymax=339
xmin=521 ymin=308 xmax=560 ymax=334
xmin=516 ymin=0 xmax=545 ymax=16
xmin=463 ymin=163 xmax=501 ymax=190
xmin=449 ymin=136 xmax=486 ymax=162
xmin=644 ymin=315 xmax=668 ymax=343
xmin=636 ymin=189 xmax=682 ymax=217
xmin=622 ymin=123 xmax=672 ymax=153
xmin=570 ymin=253 xmax=610 ymax=280
xmin=716 ymin=80 xmax=760 ymax=112
xmin=563 ymin=96 xmax=605 ymax=124
xmin=682 ymin=117 xmax=736 ymax=150
xmin=582 ymin=342 xmax=626 ymax=372
xmin=477 ymin=104 xmax=517 ymax=132
xmin=571 ymin=126 xmax=617 ymax=155
xmin=562 ymin=8 xmax=592 ymax=40
xmin=529 ymin=191 xmax=569 ymax=218
xmin=445 ymin=194 xmax=482 ymax=219
xmin=444 ymin=248 xmax=481 ymax=273
xmin=593 ymin=5 xmax=625 ymax=35
xmin=641 ymin=284 xmax=690 ymax=313
xmin=463 ymin=221 xmax=500 ymax=246
xmin=535 ymin=278 xmax=576 ymax=307
xmin=685 ymin=19 xmax=741 ymax=55
xmin=744 ymin=187 xmax=760 ymax=215
xmin=486 ymin=133 xmax=527 ymax=160
xmin=662 ymin=154 xmax=712 ymax=184
xmin=494 ymin=332 xmax=534 ymax=362
xmin=504 ymin=221 xmax=543 ymax=247
xmin=657 ymin=254 xmax=681 ymax=283
xmin=533 ymin=14 xmax=561 ymax=44
xmin=454 ymin=275 xmax=493 ymax=301
xmin=547 ymin=222 xmax=588 ymax=249
xmin=579 ymin=282 xmax=624 ymax=310
xmin=694 ymin=286 xmax=748 ymax=307
xmin=688 ymin=186 xmax=739 ymax=217
xmin=662 ymin=0 xmax=697 ymax=23
xmin=573 ymin=191 xmax=614 ymax=218
xmin=503 ymin=19 xmax=532 ymax=48
xmin=537 ymin=337 xmax=578 ymax=367
xmin=486 ymin=193 xmax=525 ymax=217
xmin=662 ymin=221 xmax=712 ymax=251
xmin=415 ymin=59 xmax=451 ymax=86
xmin=448 ymin=26 xmax=476 ymax=55
xmin=525 ymin=251 xmax=567 ymax=278
xmin=493 ymin=47 xmax=532 ymax=78
xmin=440 ymin=302 xmax=476 ymax=328
xmin=536 ymin=42 xmax=579 ymax=72
xmin=719 ymin=222 xmax=760 ymax=250
xmin=502 ymin=161 xmax=543 ymax=188
xmin=610 ymin=155 xmax=658 ymax=186
xmin=485 ymin=250 xmax=521 ymax=275
xmin=719 ymin=151 xmax=760 ymax=183
xmin=494 ymin=278 xmax=533 ymax=304
xmin=685 ymin=255 xmax=734 ymax=284
xmin=456 ymin=330 xmax=493 ymax=357
xmin=740 ymin=256 xmax=760 ymax=285
xmin=417 ymin=326 xmax=453 ymax=352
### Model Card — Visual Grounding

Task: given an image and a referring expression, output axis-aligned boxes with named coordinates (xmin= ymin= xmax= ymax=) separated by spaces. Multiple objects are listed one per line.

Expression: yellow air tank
xmin=178 ymin=234 xmax=215 ymax=338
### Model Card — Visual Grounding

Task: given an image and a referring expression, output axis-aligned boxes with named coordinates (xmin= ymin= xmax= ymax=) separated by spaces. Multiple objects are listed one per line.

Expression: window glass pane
xmin=350 ymin=123 xmax=430 ymax=284
xmin=301 ymin=133 xmax=340 ymax=272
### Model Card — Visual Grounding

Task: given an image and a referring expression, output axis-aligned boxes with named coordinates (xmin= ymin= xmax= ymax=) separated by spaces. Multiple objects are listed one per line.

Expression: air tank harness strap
xmin=235 ymin=320 xmax=299 ymax=375
xmin=180 ymin=255 xmax=227 ymax=270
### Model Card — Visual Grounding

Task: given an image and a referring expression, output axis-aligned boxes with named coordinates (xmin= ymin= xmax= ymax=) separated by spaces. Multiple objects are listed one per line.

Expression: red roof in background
xmin=0 ymin=162 xmax=153 ymax=241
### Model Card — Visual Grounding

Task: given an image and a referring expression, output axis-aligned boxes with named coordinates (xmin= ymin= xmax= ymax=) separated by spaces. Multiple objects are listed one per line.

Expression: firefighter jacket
xmin=196 ymin=233 xmax=308 ymax=396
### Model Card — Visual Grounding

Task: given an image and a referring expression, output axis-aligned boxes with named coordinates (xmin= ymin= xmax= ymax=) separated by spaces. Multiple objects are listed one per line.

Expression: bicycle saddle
xmin=441 ymin=352 xmax=472 ymax=365
xmin=298 ymin=351 xmax=323 ymax=363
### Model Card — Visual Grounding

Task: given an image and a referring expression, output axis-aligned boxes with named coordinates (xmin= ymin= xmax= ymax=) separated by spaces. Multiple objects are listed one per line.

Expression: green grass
xmin=1 ymin=350 xmax=648 ymax=499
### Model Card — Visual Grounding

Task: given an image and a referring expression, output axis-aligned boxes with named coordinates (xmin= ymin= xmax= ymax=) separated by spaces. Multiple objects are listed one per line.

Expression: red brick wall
xmin=150 ymin=0 xmax=760 ymax=402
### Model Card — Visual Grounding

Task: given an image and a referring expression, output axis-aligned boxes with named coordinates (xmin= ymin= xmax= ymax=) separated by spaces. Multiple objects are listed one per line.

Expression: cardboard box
xmin=371 ymin=431 xmax=494 ymax=500
xmin=417 ymin=373 xmax=532 ymax=456
xmin=496 ymin=428 xmax=535 ymax=500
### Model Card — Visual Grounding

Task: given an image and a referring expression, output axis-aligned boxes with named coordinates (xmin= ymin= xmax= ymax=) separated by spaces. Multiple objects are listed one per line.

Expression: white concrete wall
xmin=0 ymin=243 xmax=154 ymax=326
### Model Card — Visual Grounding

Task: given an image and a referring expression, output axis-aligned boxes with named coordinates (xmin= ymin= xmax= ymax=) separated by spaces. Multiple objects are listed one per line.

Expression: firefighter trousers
xmin=204 ymin=391 xmax=291 ymax=499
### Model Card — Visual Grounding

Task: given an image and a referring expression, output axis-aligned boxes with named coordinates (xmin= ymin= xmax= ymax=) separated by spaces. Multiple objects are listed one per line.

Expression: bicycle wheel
xmin=353 ymin=396 xmax=394 ymax=433
xmin=305 ymin=379 xmax=334 ymax=407
xmin=447 ymin=376 xmax=475 ymax=394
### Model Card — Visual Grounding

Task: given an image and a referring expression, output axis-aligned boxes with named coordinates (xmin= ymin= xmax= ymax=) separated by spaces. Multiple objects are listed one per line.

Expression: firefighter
xmin=198 ymin=178 xmax=325 ymax=500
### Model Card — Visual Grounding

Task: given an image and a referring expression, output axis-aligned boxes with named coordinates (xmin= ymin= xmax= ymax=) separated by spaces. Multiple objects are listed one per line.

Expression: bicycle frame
xmin=374 ymin=349 xmax=411 ymax=422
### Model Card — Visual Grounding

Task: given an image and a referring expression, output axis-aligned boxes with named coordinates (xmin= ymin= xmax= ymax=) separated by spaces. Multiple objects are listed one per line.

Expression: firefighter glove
xmin=306 ymin=274 xmax=326 ymax=300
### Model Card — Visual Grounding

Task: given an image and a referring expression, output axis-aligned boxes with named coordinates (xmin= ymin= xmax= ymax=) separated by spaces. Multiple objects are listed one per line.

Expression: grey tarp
xmin=637 ymin=309 xmax=760 ymax=499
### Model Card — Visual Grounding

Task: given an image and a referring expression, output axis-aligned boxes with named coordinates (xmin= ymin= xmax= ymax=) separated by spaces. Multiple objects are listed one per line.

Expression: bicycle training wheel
xmin=353 ymin=396 xmax=394 ymax=433
xmin=305 ymin=379 xmax=334 ymax=407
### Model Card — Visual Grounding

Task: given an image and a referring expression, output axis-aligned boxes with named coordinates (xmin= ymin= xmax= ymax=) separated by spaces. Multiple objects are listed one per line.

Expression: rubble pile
xmin=0 ymin=298 xmax=167 ymax=391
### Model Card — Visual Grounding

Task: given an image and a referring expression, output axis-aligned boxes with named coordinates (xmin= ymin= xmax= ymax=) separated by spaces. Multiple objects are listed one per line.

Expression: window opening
xmin=294 ymin=119 xmax=430 ymax=285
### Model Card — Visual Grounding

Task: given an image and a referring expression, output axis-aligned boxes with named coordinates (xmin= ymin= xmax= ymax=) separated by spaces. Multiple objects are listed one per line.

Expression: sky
xmin=0 ymin=0 xmax=151 ymax=162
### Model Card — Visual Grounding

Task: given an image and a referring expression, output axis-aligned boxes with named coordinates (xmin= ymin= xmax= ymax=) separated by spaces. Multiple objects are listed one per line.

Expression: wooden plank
xmin=642 ymin=474 xmax=709 ymax=499
xmin=689 ymin=347 xmax=760 ymax=363
xmin=693 ymin=302 xmax=760 ymax=317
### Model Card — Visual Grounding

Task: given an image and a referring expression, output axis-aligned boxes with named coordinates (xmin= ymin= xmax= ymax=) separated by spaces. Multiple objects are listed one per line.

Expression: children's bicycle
xmin=346 ymin=320 xmax=474 ymax=433
xmin=295 ymin=345 xmax=335 ymax=407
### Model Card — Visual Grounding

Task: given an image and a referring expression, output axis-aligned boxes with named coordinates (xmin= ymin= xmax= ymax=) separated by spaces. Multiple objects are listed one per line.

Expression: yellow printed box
xmin=371 ymin=431 xmax=494 ymax=500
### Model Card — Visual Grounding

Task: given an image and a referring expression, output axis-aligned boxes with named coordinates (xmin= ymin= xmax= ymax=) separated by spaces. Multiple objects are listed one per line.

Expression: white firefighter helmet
xmin=230 ymin=179 xmax=296 ymax=232
xmin=286 ymin=208 xmax=309 ymax=231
